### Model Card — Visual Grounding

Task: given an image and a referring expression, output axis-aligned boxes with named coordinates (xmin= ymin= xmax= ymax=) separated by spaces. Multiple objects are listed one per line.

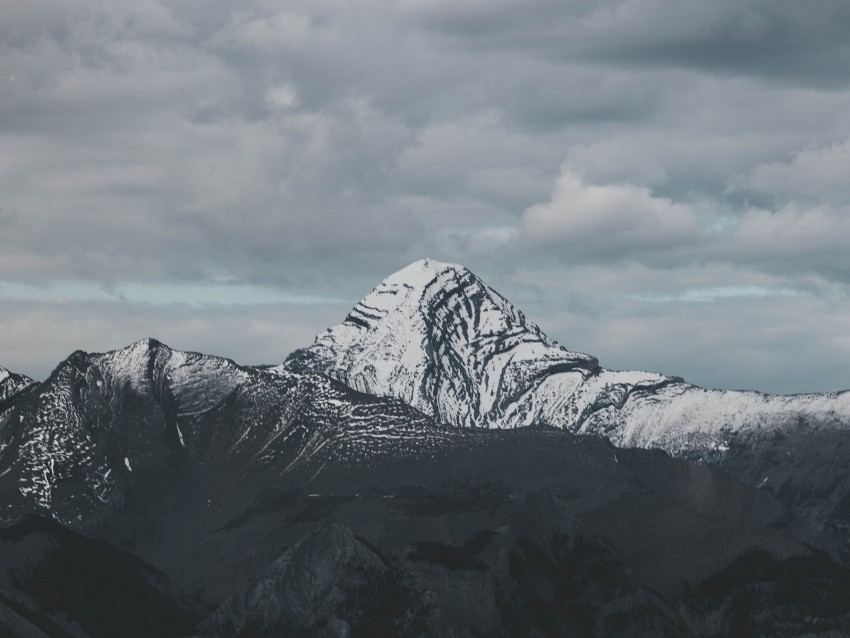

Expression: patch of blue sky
xmin=627 ymin=286 xmax=798 ymax=303
xmin=0 ymin=280 xmax=345 ymax=306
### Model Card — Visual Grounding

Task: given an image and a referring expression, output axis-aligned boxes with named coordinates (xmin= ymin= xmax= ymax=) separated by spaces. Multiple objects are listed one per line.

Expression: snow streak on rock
xmin=0 ymin=339 xmax=460 ymax=527
xmin=286 ymin=259 xmax=850 ymax=459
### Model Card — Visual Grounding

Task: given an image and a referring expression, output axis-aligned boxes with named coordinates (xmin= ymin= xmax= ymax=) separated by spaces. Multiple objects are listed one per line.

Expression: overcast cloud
xmin=2 ymin=0 xmax=850 ymax=393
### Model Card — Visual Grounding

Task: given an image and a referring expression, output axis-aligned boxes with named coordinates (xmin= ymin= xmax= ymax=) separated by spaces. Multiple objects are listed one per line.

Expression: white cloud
xmin=267 ymin=84 xmax=298 ymax=110
xmin=521 ymin=168 xmax=702 ymax=261
xmin=737 ymin=139 xmax=850 ymax=202
xmin=722 ymin=202 xmax=850 ymax=279
xmin=2 ymin=0 xmax=850 ymax=393
xmin=521 ymin=162 xmax=850 ymax=283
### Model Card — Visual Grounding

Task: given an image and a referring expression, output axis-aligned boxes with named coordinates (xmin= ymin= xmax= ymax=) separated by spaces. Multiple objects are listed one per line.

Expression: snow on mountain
xmin=285 ymin=259 xmax=850 ymax=450
xmin=0 ymin=365 xmax=34 ymax=404
xmin=0 ymin=338 xmax=460 ymax=527
xmin=5 ymin=335 xmax=850 ymax=632
xmin=284 ymin=259 xmax=850 ymax=532
xmin=0 ymin=365 xmax=36 ymax=451
xmin=283 ymin=258 xmax=604 ymax=428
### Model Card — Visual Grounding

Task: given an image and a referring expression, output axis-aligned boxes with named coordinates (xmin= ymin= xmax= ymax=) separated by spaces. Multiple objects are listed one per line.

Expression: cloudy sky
xmin=2 ymin=0 xmax=850 ymax=393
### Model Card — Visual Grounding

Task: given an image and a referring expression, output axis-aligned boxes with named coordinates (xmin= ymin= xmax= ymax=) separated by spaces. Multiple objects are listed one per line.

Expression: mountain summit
xmin=284 ymin=258 xmax=602 ymax=429
xmin=0 ymin=366 xmax=34 ymax=403
xmin=5 ymin=267 xmax=850 ymax=635
xmin=6 ymin=337 xmax=847 ymax=636
xmin=0 ymin=338 xmax=454 ymax=532
xmin=286 ymin=259 xmax=850 ymax=549
xmin=287 ymin=258 xmax=850 ymax=455
xmin=0 ymin=366 xmax=35 ymax=426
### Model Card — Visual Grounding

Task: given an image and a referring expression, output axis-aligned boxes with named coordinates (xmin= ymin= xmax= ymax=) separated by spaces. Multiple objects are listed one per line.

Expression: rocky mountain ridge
xmin=4 ymin=260 xmax=850 ymax=636
xmin=285 ymin=259 xmax=850 ymax=560
xmin=4 ymin=338 xmax=849 ymax=635
xmin=0 ymin=367 xmax=34 ymax=401
xmin=0 ymin=367 xmax=35 ymax=424
xmin=0 ymin=338 xmax=458 ymax=531
xmin=285 ymin=259 xmax=850 ymax=454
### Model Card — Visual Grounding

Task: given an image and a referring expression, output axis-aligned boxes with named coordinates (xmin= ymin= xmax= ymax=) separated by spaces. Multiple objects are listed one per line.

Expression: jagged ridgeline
xmin=2 ymin=259 xmax=850 ymax=637
xmin=286 ymin=259 xmax=850 ymax=559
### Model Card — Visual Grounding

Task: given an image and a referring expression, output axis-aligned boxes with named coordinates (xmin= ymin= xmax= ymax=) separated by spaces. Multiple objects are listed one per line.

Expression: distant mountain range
xmin=2 ymin=260 xmax=850 ymax=637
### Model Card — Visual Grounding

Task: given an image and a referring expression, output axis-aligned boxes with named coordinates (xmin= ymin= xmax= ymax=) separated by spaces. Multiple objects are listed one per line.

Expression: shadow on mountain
xmin=0 ymin=515 xmax=206 ymax=638
xmin=200 ymin=492 xmax=690 ymax=638
xmin=3 ymin=340 xmax=850 ymax=636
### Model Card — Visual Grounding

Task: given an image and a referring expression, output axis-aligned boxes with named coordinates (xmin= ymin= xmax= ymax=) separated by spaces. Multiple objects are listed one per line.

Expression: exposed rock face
xmin=0 ymin=366 xmax=35 ymax=424
xmin=285 ymin=259 xmax=850 ymax=557
xmin=200 ymin=523 xmax=440 ymax=638
xmin=1 ymin=335 xmax=850 ymax=635
xmin=199 ymin=488 xmax=850 ymax=638
xmin=0 ymin=367 xmax=33 ymax=403
xmin=0 ymin=338 xmax=456 ymax=529
xmin=4 ymin=252 xmax=850 ymax=636
xmin=284 ymin=258 xmax=602 ymax=430
xmin=285 ymin=259 xmax=850 ymax=454
xmin=404 ymin=490 xmax=691 ymax=638
xmin=201 ymin=495 xmax=693 ymax=638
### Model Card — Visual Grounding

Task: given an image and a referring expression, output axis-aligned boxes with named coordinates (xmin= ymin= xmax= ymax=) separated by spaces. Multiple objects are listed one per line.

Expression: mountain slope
xmin=284 ymin=259 xmax=850 ymax=451
xmin=0 ymin=338 xmax=457 ymax=531
xmin=284 ymin=259 xmax=850 ymax=557
xmin=0 ymin=515 xmax=205 ymax=638
xmin=0 ymin=367 xmax=34 ymax=402
xmin=283 ymin=258 xmax=603 ymax=430
xmin=0 ymin=367 xmax=35 ymax=423
xmin=3 ymin=340 xmax=846 ymax=635
xmin=199 ymin=498 xmax=693 ymax=638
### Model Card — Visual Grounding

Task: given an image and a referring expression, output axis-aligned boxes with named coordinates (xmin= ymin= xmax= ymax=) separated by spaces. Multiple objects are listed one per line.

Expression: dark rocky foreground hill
xmin=2 ymin=340 xmax=850 ymax=636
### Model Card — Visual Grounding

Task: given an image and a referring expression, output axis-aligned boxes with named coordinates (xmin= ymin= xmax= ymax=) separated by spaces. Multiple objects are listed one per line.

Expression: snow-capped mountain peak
xmin=280 ymin=260 xmax=850 ymax=553
xmin=285 ymin=260 xmax=850 ymax=461
xmin=0 ymin=338 xmax=461 ymax=527
xmin=0 ymin=365 xmax=35 ymax=406
xmin=284 ymin=259 xmax=600 ymax=428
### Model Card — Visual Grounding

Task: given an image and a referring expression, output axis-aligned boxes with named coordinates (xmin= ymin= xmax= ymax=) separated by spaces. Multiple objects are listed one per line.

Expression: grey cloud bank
xmin=2 ymin=0 xmax=850 ymax=393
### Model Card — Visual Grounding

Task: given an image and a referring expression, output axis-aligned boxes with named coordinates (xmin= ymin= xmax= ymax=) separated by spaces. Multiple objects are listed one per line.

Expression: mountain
xmin=283 ymin=258 xmax=603 ymax=430
xmin=0 ymin=366 xmax=35 ymax=421
xmin=198 ymin=500 xmax=691 ymax=638
xmin=0 ymin=338 xmax=462 ymax=600
xmin=0 ymin=515 xmax=205 ymax=638
xmin=4 ymin=340 xmax=849 ymax=634
xmin=0 ymin=367 xmax=34 ymax=401
xmin=0 ymin=338 xmax=451 ymax=522
xmin=284 ymin=259 xmax=850 ymax=452
xmin=284 ymin=259 xmax=850 ymax=558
